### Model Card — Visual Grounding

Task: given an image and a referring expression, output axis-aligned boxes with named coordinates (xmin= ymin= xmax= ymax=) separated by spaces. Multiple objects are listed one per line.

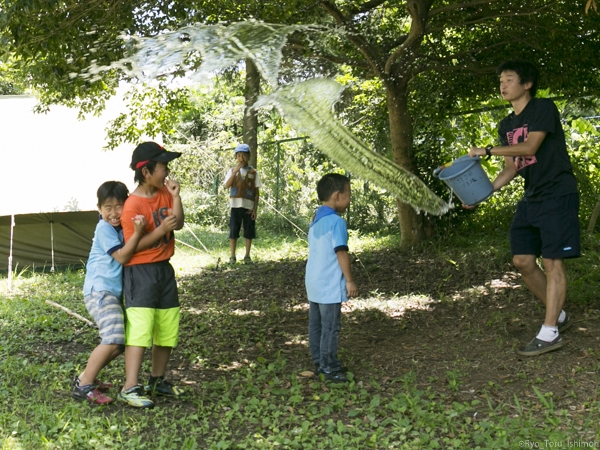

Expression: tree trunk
xmin=386 ymin=81 xmax=427 ymax=247
xmin=587 ymin=194 xmax=600 ymax=234
xmin=243 ymin=58 xmax=260 ymax=168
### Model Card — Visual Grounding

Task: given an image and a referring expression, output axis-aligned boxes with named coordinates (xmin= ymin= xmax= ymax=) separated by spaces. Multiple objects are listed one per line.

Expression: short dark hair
xmin=97 ymin=181 xmax=129 ymax=207
xmin=317 ymin=173 xmax=350 ymax=202
xmin=496 ymin=60 xmax=539 ymax=97
xmin=133 ymin=160 xmax=158 ymax=185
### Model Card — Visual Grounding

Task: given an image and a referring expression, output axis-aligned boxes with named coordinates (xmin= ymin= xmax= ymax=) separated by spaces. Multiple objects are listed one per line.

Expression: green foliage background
xmin=161 ymin=69 xmax=600 ymax=237
xmin=1 ymin=0 xmax=599 ymax=236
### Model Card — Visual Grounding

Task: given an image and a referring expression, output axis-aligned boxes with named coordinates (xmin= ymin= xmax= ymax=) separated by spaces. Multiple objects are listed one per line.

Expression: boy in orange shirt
xmin=118 ymin=142 xmax=185 ymax=408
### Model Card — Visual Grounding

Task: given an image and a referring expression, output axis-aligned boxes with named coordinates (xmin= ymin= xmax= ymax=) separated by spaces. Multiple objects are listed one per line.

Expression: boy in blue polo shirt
xmin=306 ymin=173 xmax=358 ymax=383
xmin=72 ymin=181 xmax=146 ymax=404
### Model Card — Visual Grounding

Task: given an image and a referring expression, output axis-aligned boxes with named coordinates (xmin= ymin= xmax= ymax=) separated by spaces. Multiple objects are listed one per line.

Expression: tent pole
xmin=8 ymin=214 xmax=14 ymax=292
xmin=50 ymin=220 xmax=55 ymax=273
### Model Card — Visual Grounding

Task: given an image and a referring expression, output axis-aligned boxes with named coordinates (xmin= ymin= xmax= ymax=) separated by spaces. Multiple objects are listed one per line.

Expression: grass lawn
xmin=1 ymin=226 xmax=599 ymax=449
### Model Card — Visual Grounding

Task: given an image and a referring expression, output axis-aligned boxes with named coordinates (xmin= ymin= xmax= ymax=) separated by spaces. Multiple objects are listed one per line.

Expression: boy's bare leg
xmin=151 ymin=345 xmax=172 ymax=378
xmin=123 ymin=345 xmax=145 ymax=390
xmin=245 ymin=238 xmax=252 ymax=258
xmin=230 ymin=238 xmax=238 ymax=257
xmin=79 ymin=344 xmax=123 ymax=386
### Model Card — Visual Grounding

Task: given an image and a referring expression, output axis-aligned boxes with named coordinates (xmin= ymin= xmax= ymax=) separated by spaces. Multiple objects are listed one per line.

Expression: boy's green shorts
xmin=125 ymin=307 xmax=180 ymax=348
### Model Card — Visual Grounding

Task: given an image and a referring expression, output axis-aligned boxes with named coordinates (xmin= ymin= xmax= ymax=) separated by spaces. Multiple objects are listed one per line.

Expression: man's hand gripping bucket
xmin=433 ymin=156 xmax=493 ymax=206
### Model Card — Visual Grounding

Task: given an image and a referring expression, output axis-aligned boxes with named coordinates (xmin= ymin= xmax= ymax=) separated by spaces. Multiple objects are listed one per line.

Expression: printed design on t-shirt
xmin=151 ymin=207 xmax=174 ymax=248
xmin=507 ymin=123 xmax=537 ymax=172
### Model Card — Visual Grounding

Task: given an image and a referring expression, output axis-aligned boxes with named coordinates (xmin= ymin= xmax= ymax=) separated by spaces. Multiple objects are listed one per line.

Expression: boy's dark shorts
xmin=510 ymin=193 xmax=580 ymax=259
xmin=123 ymin=260 xmax=179 ymax=309
xmin=229 ymin=207 xmax=256 ymax=240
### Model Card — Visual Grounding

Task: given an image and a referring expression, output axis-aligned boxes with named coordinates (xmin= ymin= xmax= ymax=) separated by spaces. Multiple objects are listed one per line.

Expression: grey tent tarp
xmin=0 ymin=211 xmax=99 ymax=272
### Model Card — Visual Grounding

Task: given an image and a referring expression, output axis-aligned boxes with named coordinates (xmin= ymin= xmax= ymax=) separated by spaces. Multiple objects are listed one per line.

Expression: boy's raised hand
xmin=165 ymin=179 xmax=180 ymax=197
xmin=132 ymin=215 xmax=146 ymax=234
xmin=159 ymin=215 xmax=178 ymax=233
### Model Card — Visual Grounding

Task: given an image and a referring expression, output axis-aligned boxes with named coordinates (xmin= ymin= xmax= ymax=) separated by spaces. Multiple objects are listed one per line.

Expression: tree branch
xmin=414 ymin=38 xmax=541 ymax=75
xmin=319 ymin=1 xmax=386 ymax=76
xmin=429 ymin=0 xmax=505 ymax=17
xmin=45 ymin=300 xmax=96 ymax=328
xmin=286 ymin=38 xmax=371 ymax=70
xmin=427 ymin=3 xmax=555 ymax=34
xmin=347 ymin=0 xmax=389 ymax=16
xmin=385 ymin=0 xmax=434 ymax=74
xmin=14 ymin=0 xmax=139 ymax=47
xmin=383 ymin=35 xmax=409 ymax=53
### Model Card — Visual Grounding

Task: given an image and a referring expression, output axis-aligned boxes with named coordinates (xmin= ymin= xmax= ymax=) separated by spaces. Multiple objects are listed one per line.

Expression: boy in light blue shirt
xmin=72 ymin=181 xmax=145 ymax=404
xmin=306 ymin=173 xmax=358 ymax=383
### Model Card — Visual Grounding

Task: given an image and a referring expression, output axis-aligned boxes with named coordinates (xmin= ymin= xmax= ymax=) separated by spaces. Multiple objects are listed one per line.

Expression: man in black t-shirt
xmin=468 ymin=60 xmax=580 ymax=356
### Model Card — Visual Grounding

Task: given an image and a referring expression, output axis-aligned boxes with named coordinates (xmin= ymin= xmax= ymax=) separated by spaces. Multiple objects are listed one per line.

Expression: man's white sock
xmin=536 ymin=325 xmax=559 ymax=342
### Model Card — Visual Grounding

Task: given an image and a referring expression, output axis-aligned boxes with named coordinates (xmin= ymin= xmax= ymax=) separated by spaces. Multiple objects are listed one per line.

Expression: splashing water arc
xmin=254 ymin=79 xmax=448 ymax=216
xmin=82 ymin=21 xmax=297 ymax=88
xmin=82 ymin=21 xmax=448 ymax=215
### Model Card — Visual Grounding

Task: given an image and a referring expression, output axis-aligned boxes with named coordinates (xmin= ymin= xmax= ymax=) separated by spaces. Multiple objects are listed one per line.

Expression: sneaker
xmin=145 ymin=376 xmax=185 ymax=397
xmin=94 ymin=379 xmax=113 ymax=392
xmin=118 ymin=385 xmax=154 ymax=408
xmin=229 ymin=256 xmax=237 ymax=264
xmin=72 ymin=383 xmax=114 ymax=405
xmin=517 ymin=335 xmax=566 ymax=356
xmin=243 ymin=255 xmax=252 ymax=264
xmin=73 ymin=376 xmax=113 ymax=393
xmin=319 ymin=369 xmax=349 ymax=383
xmin=557 ymin=313 xmax=572 ymax=333
xmin=315 ymin=363 xmax=348 ymax=374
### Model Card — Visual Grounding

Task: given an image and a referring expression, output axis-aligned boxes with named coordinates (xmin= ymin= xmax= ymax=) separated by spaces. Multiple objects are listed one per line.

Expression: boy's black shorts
xmin=510 ymin=193 xmax=580 ymax=259
xmin=123 ymin=260 xmax=179 ymax=309
xmin=229 ymin=207 xmax=256 ymax=240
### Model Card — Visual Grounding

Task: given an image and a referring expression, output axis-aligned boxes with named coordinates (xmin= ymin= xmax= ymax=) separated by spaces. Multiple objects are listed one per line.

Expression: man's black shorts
xmin=229 ymin=207 xmax=256 ymax=239
xmin=510 ymin=193 xmax=580 ymax=259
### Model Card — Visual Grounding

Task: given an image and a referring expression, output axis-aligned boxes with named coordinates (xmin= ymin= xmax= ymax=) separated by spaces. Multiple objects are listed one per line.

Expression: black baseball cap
xmin=130 ymin=142 xmax=182 ymax=170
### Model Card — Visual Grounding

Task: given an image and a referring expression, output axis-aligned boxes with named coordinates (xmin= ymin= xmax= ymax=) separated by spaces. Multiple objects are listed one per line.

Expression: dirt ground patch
xmin=167 ymin=245 xmax=600 ymax=416
xmin=28 ymin=243 xmax=597 ymax=422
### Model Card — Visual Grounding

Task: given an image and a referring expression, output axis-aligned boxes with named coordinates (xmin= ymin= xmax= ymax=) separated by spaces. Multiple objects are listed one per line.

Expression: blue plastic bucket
xmin=433 ymin=156 xmax=493 ymax=206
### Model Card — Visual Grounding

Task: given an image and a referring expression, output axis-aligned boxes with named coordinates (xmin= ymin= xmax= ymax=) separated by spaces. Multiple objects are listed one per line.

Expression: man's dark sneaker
xmin=557 ymin=313 xmax=572 ymax=333
xmin=517 ymin=335 xmax=566 ymax=356
xmin=243 ymin=255 xmax=252 ymax=264
xmin=118 ymin=385 xmax=154 ymax=408
xmin=72 ymin=383 xmax=114 ymax=405
xmin=319 ymin=369 xmax=349 ymax=383
xmin=229 ymin=256 xmax=237 ymax=265
xmin=145 ymin=376 xmax=185 ymax=397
